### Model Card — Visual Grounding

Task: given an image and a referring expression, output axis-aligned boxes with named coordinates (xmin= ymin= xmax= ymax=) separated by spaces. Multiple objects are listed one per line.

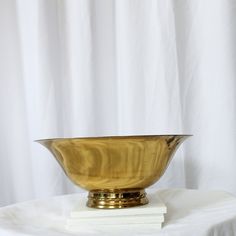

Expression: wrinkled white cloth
xmin=0 ymin=189 xmax=236 ymax=236
xmin=1 ymin=0 xmax=236 ymax=207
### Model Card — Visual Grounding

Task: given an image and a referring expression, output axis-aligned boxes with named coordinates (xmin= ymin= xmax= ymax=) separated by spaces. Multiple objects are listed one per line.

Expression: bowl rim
xmin=35 ymin=134 xmax=192 ymax=142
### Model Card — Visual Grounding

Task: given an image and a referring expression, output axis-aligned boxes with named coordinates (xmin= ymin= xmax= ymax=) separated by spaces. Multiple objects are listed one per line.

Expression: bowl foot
xmin=87 ymin=189 xmax=148 ymax=209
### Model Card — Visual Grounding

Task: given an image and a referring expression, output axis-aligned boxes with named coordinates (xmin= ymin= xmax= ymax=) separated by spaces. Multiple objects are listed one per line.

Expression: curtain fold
xmin=0 ymin=0 xmax=235 ymax=206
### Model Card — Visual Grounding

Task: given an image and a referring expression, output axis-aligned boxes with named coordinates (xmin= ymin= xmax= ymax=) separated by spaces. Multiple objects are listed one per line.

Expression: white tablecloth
xmin=0 ymin=189 xmax=236 ymax=236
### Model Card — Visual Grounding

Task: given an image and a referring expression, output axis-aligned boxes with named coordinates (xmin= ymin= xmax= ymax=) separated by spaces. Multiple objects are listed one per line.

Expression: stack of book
xmin=66 ymin=194 xmax=167 ymax=231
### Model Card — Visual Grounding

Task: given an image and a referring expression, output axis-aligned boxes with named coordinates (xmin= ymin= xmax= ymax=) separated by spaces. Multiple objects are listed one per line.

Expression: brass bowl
xmin=36 ymin=135 xmax=190 ymax=209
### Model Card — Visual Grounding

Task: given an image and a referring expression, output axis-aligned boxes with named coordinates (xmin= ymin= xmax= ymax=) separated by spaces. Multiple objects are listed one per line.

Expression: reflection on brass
xmin=36 ymin=135 xmax=191 ymax=209
xmin=87 ymin=189 xmax=148 ymax=209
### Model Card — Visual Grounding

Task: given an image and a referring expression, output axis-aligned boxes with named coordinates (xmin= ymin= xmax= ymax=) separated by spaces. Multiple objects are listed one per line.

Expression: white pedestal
xmin=66 ymin=193 xmax=167 ymax=231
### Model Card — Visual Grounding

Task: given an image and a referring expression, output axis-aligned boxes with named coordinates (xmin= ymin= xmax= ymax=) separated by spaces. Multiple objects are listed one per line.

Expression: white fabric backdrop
xmin=0 ymin=0 xmax=236 ymax=207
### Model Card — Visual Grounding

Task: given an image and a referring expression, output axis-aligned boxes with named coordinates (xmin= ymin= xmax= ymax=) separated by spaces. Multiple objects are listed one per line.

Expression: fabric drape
xmin=0 ymin=0 xmax=236 ymax=206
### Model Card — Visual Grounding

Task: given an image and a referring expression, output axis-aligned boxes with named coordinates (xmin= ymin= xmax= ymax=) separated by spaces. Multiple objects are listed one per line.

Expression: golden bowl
xmin=36 ymin=135 xmax=190 ymax=209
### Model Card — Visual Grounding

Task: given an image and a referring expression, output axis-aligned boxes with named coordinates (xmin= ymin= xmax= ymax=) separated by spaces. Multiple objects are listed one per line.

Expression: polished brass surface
xmin=87 ymin=189 xmax=148 ymax=209
xmin=36 ymin=135 xmax=190 ymax=208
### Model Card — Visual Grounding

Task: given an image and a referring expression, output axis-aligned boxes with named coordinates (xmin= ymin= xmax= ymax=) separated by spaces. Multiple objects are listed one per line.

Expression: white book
xmin=70 ymin=194 xmax=167 ymax=218
xmin=66 ymin=223 xmax=162 ymax=232
xmin=67 ymin=214 xmax=164 ymax=226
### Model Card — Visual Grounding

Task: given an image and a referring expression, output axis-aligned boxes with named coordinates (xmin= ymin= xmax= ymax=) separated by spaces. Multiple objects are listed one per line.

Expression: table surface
xmin=0 ymin=188 xmax=236 ymax=236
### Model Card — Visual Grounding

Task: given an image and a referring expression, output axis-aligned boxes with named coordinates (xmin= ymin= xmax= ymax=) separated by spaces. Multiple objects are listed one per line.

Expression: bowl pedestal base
xmin=87 ymin=189 xmax=148 ymax=209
